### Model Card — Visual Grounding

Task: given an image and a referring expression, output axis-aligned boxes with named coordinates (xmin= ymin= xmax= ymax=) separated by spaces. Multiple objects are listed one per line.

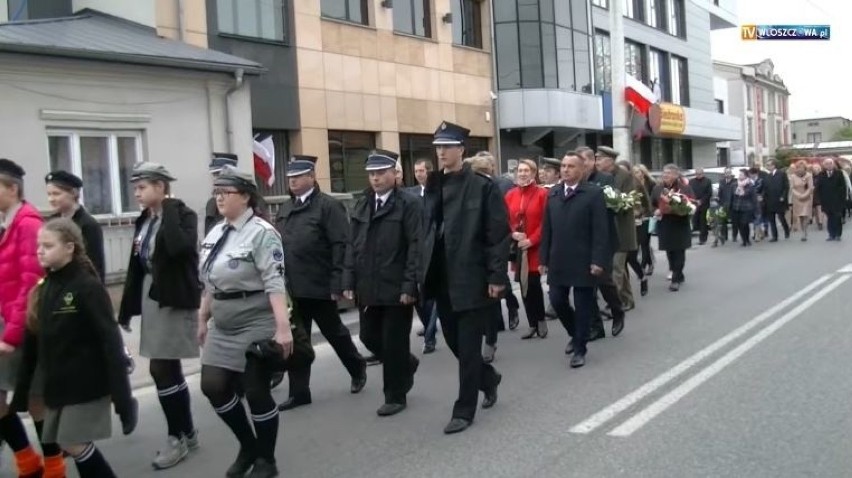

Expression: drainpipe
xmin=487 ymin=4 xmax=503 ymax=173
xmin=225 ymin=69 xmax=246 ymax=154
xmin=177 ymin=0 xmax=186 ymax=42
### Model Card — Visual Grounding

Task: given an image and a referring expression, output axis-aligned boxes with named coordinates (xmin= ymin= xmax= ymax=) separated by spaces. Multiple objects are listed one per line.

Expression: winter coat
xmin=0 ymin=202 xmax=44 ymax=346
xmin=504 ymin=183 xmax=548 ymax=272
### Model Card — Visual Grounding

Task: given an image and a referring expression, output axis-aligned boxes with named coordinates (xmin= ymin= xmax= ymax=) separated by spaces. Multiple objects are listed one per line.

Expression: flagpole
xmin=609 ymin=0 xmax=631 ymax=163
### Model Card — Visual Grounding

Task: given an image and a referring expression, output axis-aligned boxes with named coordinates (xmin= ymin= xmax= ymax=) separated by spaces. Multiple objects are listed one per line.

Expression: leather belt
xmin=212 ymin=290 xmax=264 ymax=301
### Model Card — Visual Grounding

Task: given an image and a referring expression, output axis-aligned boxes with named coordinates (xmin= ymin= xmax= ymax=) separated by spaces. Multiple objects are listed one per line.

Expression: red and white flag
xmin=253 ymin=134 xmax=275 ymax=187
xmin=625 ymin=75 xmax=657 ymax=116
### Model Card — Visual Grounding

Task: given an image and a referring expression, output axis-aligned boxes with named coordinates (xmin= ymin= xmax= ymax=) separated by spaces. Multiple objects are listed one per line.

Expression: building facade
xmin=791 ymin=117 xmax=852 ymax=145
xmin=713 ymin=59 xmax=791 ymax=166
xmin=588 ymin=0 xmax=742 ymax=170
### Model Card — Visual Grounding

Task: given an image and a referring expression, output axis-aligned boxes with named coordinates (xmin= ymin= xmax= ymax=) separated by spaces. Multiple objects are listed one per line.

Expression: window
xmin=666 ymin=0 xmax=684 ymax=37
xmin=746 ymin=85 xmax=753 ymax=111
xmin=624 ymin=41 xmax=645 ymax=83
xmin=47 ymin=131 xmax=142 ymax=216
xmin=321 ymin=0 xmax=368 ymax=25
xmin=670 ymin=54 xmax=688 ymax=105
xmin=253 ymin=130 xmax=290 ymax=197
xmin=747 ymin=118 xmax=754 ymax=146
xmin=768 ymin=91 xmax=775 ymax=113
xmin=806 ymin=132 xmax=822 ymax=143
xmin=649 ymin=48 xmax=668 ymax=101
xmin=624 ymin=0 xmax=643 ymax=21
xmin=775 ymin=120 xmax=782 ymax=146
xmin=494 ymin=0 xmax=592 ymax=92
xmin=328 ymin=131 xmax=375 ymax=193
xmin=646 ymin=0 xmax=663 ymax=28
xmin=394 ymin=0 xmax=431 ymax=38
xmin=217 ymin=0 xmax=286 ymax=42
xmin=452 ymin=0 xmax=483 ymax=48
xmin=716 ymin=99 xmax=724 ymax=113
xmin=594 ymin=31 xmax=612 ymax=92
xmin=592 ymin=0 xmax=608 ymax=7
xmin=759 ymin=119 xmax=766 ymax=145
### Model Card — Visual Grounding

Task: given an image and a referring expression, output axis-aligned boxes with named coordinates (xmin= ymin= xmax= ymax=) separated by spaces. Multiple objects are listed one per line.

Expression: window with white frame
xmin=47 ymin=131 xmax=143 ymax=216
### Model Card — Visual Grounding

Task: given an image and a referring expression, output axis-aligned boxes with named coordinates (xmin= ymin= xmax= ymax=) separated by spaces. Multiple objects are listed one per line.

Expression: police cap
xmin=286 ymin=155 xmax=318 ymax=177
xmin=433 ymin=121 xmax=470 ymax=146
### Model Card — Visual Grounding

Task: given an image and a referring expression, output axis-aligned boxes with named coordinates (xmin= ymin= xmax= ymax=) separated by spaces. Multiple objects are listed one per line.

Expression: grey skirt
xmin=202 ymin=293 xmax=275 ymax=373
xmin=43 ymin=396 xmax=112 ymax=445
xmin=140 ymin=274 xmax=200 ymax=360
xmin=0 ymin=319 xmax=21 ymax=392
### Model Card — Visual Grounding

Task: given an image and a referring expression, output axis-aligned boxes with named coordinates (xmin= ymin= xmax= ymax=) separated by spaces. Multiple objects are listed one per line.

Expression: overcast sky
xmin=710 ymin=0 xmax=849 ymax=121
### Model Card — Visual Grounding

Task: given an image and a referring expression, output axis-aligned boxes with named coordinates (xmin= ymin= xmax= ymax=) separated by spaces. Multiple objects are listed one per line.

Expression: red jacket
xmin=504 ymin=183 xmax=548 ymax=271
xmin=0 ymin=202 xmax=44 ymax=346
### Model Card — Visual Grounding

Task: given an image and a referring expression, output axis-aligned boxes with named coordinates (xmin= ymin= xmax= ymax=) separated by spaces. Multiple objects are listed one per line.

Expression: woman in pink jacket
xmin=0 ymin=158 xmax=46 ymax=477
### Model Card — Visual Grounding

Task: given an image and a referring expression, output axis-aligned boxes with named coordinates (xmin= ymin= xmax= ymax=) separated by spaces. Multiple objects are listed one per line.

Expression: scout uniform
xmin=343 ymin=150 xmax=422 ymax=417
xmin=205 ymin=153 xmax=238 ymax=236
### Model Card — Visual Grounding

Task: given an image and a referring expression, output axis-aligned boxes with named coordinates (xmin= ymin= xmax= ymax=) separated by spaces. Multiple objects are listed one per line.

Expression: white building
xmin=713 ymin=59 xmax=791 ymax=167
xmin=0 ymin=9 xmax=262 ymax=282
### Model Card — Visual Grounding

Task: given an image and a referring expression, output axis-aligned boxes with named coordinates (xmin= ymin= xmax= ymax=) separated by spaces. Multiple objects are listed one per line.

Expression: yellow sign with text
xmin=649 ymin=103 xmax=686 ymax=136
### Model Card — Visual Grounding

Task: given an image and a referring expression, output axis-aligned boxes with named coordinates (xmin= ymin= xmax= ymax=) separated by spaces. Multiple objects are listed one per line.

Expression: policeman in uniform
xmin=423 ymin=121 xmax=510 ymax=434
xmin=343 ymin=150 xmax=422 ymax=417
xmin=274 ymin=155 xmax=367 ymax=411
xmin=539 ymin=157 xmax=561 ymax=188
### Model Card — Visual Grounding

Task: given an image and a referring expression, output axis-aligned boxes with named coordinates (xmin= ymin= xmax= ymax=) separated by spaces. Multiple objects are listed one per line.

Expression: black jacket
xmin=118 ymin=198 xmax=201 ymax=327
xmin=650 ymin=180 xmax=694 ymax=251
xmin=816 ymin=170 xmax=848 ymax=213
xmin=689 ymin=176 xmax=713 ymax=209
xmin=50 ymin=207 xmax=105 ymax=283
xmin=587 ymin=170 xmax=619 ymax=256
xmin=422 ymin=164 xmax=510 ymax=312
xmin=763 ymin=170 xmax=790 ymax=213
xmin=275 ymin=187 xmax=349 ymax=299
xmin=540 ymin=181 xmax=609 ymax=288
xmin=13 ymin=261 xmax=132 ymax=413
xmin=343 ymin=188 xmax=422 ymax=306
xmin=718 ymin=177 xmax=737 ymax=211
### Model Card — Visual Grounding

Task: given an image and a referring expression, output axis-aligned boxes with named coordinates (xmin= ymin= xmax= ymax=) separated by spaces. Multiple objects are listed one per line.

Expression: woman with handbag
xmin=504 ymin=159 xmax=549 ymax=339
xmin=198 ymin=166 xmax=293 ymax=478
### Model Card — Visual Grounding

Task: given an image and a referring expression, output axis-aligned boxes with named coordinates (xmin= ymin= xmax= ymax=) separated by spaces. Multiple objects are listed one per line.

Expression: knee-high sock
xmin=158 ymin=382 xmax=195 ymax=437
xmin=74 ymin=443 xmax=117 ymax=478
xmin=0 ymin=413 xmax=41 ymax=476
xmin=214 ymin=395 xmax=256 ymax=452
xmin=251 ymin=408 xmax=279 ymax=462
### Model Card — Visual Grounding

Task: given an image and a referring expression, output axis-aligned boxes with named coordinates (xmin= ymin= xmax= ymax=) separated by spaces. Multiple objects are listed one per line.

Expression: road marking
xmin=837 ymin=263 xmax=852 ymax=274
xmin=569 ymin=273 xmax=834 ymax=434
xmin=608 ymin=274 xmax=850 ymax=437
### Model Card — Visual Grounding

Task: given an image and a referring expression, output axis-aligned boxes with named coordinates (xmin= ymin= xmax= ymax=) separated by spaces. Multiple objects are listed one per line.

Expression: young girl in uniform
xmin=14 ymin=218 xmax=137 ymax=478
xmin=118 ymin=162 xmax=201 ymax=469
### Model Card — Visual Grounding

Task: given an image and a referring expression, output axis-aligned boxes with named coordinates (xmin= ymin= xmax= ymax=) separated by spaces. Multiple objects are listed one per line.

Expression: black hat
xmin=213 ymin=166 xmax=257 ymax=191
xmin=286 ymin=155 xmax=318 ymax=177
xmin=0 ymin=159 xmax=24 ymax=180
xmin=596 ymin=146 xmax=619 ymax=159
xmin=209 ymin=153 xmax=238 ymax=173
xmin=540 ymin=157 xmax=561 ymax=170
xmin=433 ymin=121 xmax=470 ymax=146
xmin=45 ymin=170 xmax=83 ymax=189
xmin=365 ymin=149 xmax=399 ymax=171
xmin=130 ymin=162 xmax=176 ymax=182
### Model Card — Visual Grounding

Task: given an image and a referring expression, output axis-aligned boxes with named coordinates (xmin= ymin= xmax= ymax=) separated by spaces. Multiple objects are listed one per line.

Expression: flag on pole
xmin=625 ymin=75 xmax=657 ymax=116
xmin=253 ymin=133 xmax=275 ymax=187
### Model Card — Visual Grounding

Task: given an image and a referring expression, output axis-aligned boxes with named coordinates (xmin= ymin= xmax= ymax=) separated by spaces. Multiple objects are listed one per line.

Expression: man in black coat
xmin=540 ymin=153 xmax=609 ymax=368
xmin=343 ymin=150 xmax=422 ymax=417
xmin=717 ymin=168 xmax=737 ymax=242
xmin=688 ymin=168 xmax=713 ymax=245
xmin=763 ymin=159 xmax=790 ymax=241
xmin=423 ymin=121 xmax=509 ymax=434
xmin=274 ymin=155 xmax=367 ymax=411
xmin=816 ymin=158 xmax=848 ymax=241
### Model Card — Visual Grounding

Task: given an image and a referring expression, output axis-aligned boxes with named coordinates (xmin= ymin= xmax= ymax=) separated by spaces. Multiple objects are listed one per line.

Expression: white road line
xmin=568 ymin=273 xmax=834 ymax=434
xmin=608 ymin=274 xmax=850 ymax=437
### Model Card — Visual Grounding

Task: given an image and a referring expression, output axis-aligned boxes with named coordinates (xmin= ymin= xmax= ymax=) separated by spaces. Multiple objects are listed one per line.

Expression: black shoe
xmin=564 ymin=339 xmax=574 ymax=355
xmin=570 ymin=353 xmax=586 ymax=368
xmin=537 ymin=320 xmax=548 ymax=338
xmin=482 ymin=373 xmax=502 ymax=409
xmin=669 ymin=282 xmax=681 ymax=292
xmin=443 ymin=418 xmax=472 ymax=434
xmin=377 ymin=403 xmax=407 ymax=417
xmin=423 ymin=343 xmax=436 ymax=354
xmin=640 ymin=278 xmax=648 ymax=297
xmin=365 ymin=355 xmax=381 ymax=366
xmin=278 ymin=393 xmax=312 ymax=411
xmin=521 ymin=327 xmax=538 ymax=339
xmin=769 ymin=238 xmax=778 ymax=243
xmin=248 ymin=457 xmax=279 ymax=478
xmin=508 ymin=308 xmax=520 ymax=330
xmin=351 ymin=361 xmax=368 ymax=394
xmin=588 ymin=328 xmax=606 ymax=341
xmin=612 ymin=315 xmax=625 ymax=337
xmin=226 ymin=448 xmax=257 ymax=478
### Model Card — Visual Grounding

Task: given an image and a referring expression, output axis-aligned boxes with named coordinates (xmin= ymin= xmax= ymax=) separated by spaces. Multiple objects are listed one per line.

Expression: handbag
xmin=648 ymin=216 xmax=658 ymax=235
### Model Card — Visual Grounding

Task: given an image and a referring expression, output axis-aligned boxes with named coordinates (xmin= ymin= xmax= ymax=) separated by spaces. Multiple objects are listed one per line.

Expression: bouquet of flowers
xmin=706 ymin=206 xmax=727 ymax=225
xmin=603 ymin=186 xmax=642 ymax=213
xmin=660 ymin=190 xmax=696 ymax=217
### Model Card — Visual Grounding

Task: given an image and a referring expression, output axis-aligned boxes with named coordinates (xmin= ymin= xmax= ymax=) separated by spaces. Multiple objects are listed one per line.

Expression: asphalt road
xmin=4 ymin=230 xmax=852 ymax=477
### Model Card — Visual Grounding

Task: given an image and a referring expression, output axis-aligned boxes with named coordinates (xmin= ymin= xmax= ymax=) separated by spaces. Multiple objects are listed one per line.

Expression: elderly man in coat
xmin=594 ymin=146 xmax=640 ymax=310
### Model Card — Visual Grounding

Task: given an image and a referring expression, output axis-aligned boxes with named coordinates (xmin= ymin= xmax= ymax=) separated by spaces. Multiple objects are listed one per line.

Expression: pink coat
xmin=0 ymin=202 xmax=44 ymax=346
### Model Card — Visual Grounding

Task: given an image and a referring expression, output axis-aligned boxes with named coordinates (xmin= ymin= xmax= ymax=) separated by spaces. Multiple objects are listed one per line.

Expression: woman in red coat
xmin=504 ymin=159 xmax=549 ymax=339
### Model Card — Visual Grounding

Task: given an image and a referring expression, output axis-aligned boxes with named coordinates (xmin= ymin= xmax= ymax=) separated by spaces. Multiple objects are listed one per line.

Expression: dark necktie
xmin=376 ymin=198 xmax=384 ymax=211
xmin=296 ymin=197 xmax=304 ymax=206
xmin=564 ymin=187 xmax=575 ymax=199
xmin=139 ymin=215 xmax=159 ymax=264
xmin=203 ymin=225 xmax=234 ymax=273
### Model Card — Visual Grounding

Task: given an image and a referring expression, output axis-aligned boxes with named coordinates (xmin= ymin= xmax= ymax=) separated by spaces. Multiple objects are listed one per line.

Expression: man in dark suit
xmin=423 ymin=121 xmax=509 ymax=434
xmin=763 ymin=159 xmax=790 ymax=241
xmin=540 ymin=152 xmax=609 ymax=368
xmin=405 ymin=159 xmax=439 ymax=354
xmin=717 ymin=168 xmax=737 ymax=242
xmin=816 ymin=158 xmax=848 ymax=241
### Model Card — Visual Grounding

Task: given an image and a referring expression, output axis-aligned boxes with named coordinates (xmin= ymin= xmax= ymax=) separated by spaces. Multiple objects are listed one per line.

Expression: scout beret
xmin=213 ymin=165 xmax=257 ymax=191
xmin=0 ymin=159 xmax=25 ymax=180
xmin=130 ymin=162 xmax=176 ymax=182
xmin=45 ymin=170 xmax=83 ymax=189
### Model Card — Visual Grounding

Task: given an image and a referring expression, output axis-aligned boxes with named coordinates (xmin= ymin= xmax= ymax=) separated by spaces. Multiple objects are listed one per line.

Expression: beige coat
xmin=789 ymin=172 xmax=814 ymax=218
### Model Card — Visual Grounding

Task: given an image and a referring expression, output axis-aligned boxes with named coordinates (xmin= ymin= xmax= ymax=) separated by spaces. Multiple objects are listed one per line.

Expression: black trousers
xmin=827 ymin=211 xmax=844 ymax=238
xmin=666 ymin=250 xmax=686 ymax=283
xmin=626 ymin=252 xmax=645 ymax=279
xmin=520 ymin=273 xmax=546 ymax=328
xmin=359 ymin=305 xmax=418 ymax=404
xmin=504 ymin=291 xmax=519 ymax=311
xmin=484 ymin=302 xmax=502 ymax=347
xmin=731 ymin=210 xmax=751 ymax=245
xmin=286 ymin=298 xmax=363 ymax=396
xmin=590 ymin=273 xmax=623 ymax=335
xmin=548 ymin=286 xmax=595 ymax=355
xmin=636 ymin=221 xmax=654 ymax=269
xmin=435 ymin=291 xmax=500 ymax=422
xmin=767 ymin=210 xmax=790 ymax=239
xmin=693 ymin=206 xmax=709 ymax=243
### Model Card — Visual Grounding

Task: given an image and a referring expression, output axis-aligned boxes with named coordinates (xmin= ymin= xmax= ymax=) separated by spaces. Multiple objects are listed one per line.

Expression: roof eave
xmin=0 ymin=44 xmax=266 ymax=76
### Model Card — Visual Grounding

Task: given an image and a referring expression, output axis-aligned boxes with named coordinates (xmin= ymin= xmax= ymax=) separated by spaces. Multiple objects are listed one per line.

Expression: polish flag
xmin=625 ymin=75 xmax=657 ymax=116
xmin=253 ymin=134 xmax=275 ymax=187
